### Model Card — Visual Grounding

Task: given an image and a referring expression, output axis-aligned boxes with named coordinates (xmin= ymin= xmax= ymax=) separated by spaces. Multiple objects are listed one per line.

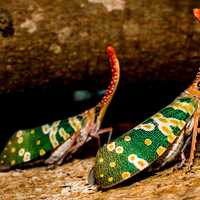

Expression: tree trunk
xmin=0 ymin=0 xmax=200 ymax=93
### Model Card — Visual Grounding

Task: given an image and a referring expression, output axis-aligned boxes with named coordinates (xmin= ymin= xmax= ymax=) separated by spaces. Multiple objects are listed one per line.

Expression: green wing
xmin=0 ymin=114 xmax=85 ymax=167
xmin=93 ymin=96 xmax=198 ymax=189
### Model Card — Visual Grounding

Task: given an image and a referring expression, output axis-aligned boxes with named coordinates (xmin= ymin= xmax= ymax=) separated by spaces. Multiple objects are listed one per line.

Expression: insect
xmin=88 ymin=10 xmax=200 ymax=189
xmin=0 ymin=46 xmax=120 ymax=171
xmin=0 ymin=8 xmax=14 ymax=37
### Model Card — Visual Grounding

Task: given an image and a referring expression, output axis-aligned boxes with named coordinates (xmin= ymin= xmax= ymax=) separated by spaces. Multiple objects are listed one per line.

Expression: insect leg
xmin=188 ymin=108 xmax=200 ymax=168
xmin=90 ymin=127 xmax=113 ymax=147
xmin=176 ymin=135 xmax=192 ymax=169
xmin=45 ymin=133 xmax=78 ymax=165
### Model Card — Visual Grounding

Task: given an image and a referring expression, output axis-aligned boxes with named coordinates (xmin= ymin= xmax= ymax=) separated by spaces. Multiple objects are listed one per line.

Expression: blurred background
xmin=0 ymin=0 xmax=200 ymax=153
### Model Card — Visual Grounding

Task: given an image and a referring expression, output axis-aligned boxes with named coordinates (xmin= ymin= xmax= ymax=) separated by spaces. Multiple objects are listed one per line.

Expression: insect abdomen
xmin=93 ymin=96 xmax=198 ymax=188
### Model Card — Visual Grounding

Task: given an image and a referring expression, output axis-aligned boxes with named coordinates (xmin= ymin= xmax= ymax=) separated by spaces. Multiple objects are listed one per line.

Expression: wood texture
xmin=1 ymin=156 xmax=200 ymax=199
xmin=0 ymin=0 xmax=200 ymax=93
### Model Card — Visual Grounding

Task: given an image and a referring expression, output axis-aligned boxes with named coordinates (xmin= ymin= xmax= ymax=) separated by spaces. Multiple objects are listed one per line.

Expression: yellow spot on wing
xmin=156 ymin=146 xmax=167 ymax=156
xmin=17 ymin=137 xmax=23 ymax=144
xmin=11 ymin=160 xmax=16 ymax=166
xmin=16 ymin=130 xmax=23 ymax=138
xmin=59 ymin=128 xmax=70 ymax=141
xmin=154 ymin=113 xmax=162 ymax=119
xmin=52 ymin=120 xmax=60 ymax=127
xmin=11 ymin=147 xmax=16 ymax=153
xmin=172 ymin=102 xmax=194 ymax=115
xmin=135 ymin=123 xmax=155 ymax=131
xmin=99 ymin=158 xmax=104 ymax=163
xmin=128 ymin=154 xmax=136 ymax=163
xmin=18 ymin=148 xmax=25 ymax=156
xmin=138 ymin=160 xmax=145 ymax=168
xmin=115 ymin=146 xmax=124 ymax=154
xmin=68 ymin=117 xmax=82 ymax=132
xmin=108 ymin=177 xmax=113 ymax=182
xmin=143 ymin=124 xmax=155 ymax=131
xmin=107 ymin=142 xmax=115 ymax=151
xmin=42 ymin=124 xmax=50 ymax=134
xmin=160 ymin=126 xmax=176 ymax=143
xmin=49 ymin=128 xmax=59 ymax=148
xmin=109 ymin=162 xmax=116 ymax=168
xmin=124 ymin=135 xmax=131 ymax=142
xmin=121 ymin=172 xmax=131 ymax=180
xmin=36 ymin=140 xmax=41 ymax=145
xmin=167 ymin=133 xmax=176 ymax=143
xmin=100 ymin=174 xmax=104 ymax=178
xmin=159 ymin=118 xmax=168 ymax=123
xmin=144 ymin=138 xmax=152 ymax=146
xmin=128 ymin=154 xmax=149 ymax=170
xmin=135 ymin=159 xmax=149 ymax=170
xmin=39 ymin=149 xmax=46 ymax=156
xmin=23 ymin=152 xmax=31 ymax=162
xmin=161 ymin=126 xmax=171 ymax=135
xmin=169 ymin=119 xmax=185 ymax=128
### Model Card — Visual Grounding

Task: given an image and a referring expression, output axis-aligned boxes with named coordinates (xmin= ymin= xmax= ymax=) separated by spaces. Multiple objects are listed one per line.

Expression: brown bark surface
xmin=0 ymin=0 xmax=200 ymax=92
xmin=0 ymin=155 xmax=200 ymax=200
xmin=1 ymin=1 xmax=200 ymax=199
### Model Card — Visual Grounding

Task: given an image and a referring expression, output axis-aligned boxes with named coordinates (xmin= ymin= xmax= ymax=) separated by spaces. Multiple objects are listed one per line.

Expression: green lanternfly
xmin=0 ymin=46 xmax=120 ymax=171
xmin=88 ymin=10 xmax=200 ymax=189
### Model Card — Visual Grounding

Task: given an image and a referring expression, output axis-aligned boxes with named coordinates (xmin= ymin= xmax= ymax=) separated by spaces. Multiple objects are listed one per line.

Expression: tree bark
xmin=0 ymin=0 xmax=199 ymax=93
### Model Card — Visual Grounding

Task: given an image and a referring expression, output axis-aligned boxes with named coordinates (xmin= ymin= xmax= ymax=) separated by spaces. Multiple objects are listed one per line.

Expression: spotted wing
xmin=0 ymin=115 xmax=85 ymax=168
xmin=93 ymin=96 xmax=198 ymax=189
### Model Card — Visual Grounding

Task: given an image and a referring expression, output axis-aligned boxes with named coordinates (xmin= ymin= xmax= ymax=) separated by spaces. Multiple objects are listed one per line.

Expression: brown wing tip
xmin=193 ymin=8 xmax=200 ymax=22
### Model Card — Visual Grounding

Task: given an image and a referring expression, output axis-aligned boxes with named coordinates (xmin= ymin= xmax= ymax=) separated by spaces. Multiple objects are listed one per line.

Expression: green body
xmin=93 ymin=95 xmax=198 ymax=189
xmin=0 ymin=109 xmax=94 ymax=167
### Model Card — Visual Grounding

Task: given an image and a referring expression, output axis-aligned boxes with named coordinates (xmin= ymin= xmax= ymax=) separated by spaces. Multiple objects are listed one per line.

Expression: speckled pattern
xmin=93 ymin=96 xmax=198 ymax=188
xmin=0 ymin=116 xmax=86 ymax=166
